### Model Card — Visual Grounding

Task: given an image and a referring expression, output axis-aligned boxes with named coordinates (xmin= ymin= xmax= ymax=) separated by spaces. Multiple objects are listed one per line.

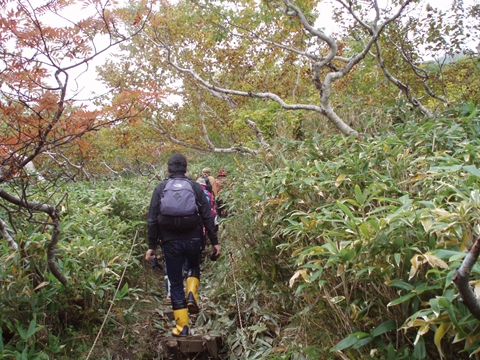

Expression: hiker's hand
xmin=212 ymin=245 xmax=221 ymax=258
xmin=145 ymin=249 xmax=155 ymax=262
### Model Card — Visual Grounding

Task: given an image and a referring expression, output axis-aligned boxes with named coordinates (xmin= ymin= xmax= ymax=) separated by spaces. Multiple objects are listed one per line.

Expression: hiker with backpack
xmin=196 ymin=177 xmax=218 ymax=234
xmin=215 ymin=168 xmax=229 ymax=218
xmin=201 ymin=167 xmax=218 ymax=199
xmin=145 ymin=153 xmax=220 ymax=337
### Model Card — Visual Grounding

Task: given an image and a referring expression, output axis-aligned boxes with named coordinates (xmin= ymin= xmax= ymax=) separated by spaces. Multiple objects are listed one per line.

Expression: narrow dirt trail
xmin=91 ymin=244 xmax=230 ymax=359
xmin=148 ymin=249 xmax=225 ymax=358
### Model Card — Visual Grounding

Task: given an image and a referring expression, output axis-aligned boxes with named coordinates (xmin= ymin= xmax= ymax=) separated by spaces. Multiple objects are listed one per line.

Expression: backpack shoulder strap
xmin=157 ymin=179 xmax=168 ymax=192
xmin=203 ymin=175 xmax=213 ymax=191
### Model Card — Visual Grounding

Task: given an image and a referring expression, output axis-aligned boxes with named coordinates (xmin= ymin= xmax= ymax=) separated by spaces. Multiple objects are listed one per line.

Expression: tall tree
xmin=101 ymin=0 xmax=478 ymax=152
xmin=0 ymin=0 xmax=149 ymax=284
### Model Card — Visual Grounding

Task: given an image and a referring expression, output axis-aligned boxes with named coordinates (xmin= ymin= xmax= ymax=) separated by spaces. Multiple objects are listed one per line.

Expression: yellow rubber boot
xmin=172 ymin=308 xmax=189 ymax=337
xmin=186 ymin=277 xmax=200 ymax=314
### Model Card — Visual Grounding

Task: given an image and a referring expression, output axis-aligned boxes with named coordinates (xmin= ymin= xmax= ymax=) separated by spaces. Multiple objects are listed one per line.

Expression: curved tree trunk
xmin=46 ymin=208 xmax=67 ymax=286
xmin=0 ymin=188 xmax=68 ymax=285
xmin=452 ymin=235 xmax=480 ymax=320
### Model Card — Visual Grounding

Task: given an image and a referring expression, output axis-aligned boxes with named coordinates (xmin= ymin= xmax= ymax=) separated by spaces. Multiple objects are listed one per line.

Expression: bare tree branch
xmin=157 ymin=121 xmax=261 ymax=155
xmin=246 ymin=119 xmax=270 ymax=148
xmin=0 ymin=217 xmax=18 ymax=250
xmin=141 ymin=0 xmax=415 ymax=139
xmin=386 ymin=37 xmax=449 ymax=104
xmin=372 ymin=41 xmax=434 ymax=118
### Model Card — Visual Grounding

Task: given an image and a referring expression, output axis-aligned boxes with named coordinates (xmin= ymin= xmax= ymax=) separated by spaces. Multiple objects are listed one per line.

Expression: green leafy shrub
xmin=221 ymin=103 xmax=480 ymax=358
xmin=0 ymin=178 xmax=149 ymax=359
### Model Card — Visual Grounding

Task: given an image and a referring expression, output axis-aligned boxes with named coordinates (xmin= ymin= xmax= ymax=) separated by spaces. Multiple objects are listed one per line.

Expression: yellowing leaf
xmin=418 ymin=321 xmax=430 ymax=336
xmin=272 ymin=346 xmax=288 ymax=353
xmin=424 ymin=253 xmax=448 ymax=269
xmin=432 ymin=209 xmax=458 ymax=221
xmin=5 ymin=252 xmax=17 ymax=262
xmin=465 ymin=331 xmax=480 ymax=349
xmin=289 ymin=269 xmax=308 ymax=288
xmin=331 ymin=296 xmax=345 ymax=304
xmin=460 ymin=231 xmax=470 ymax=252
xmin=358 ymin=223 xmax=372 ymax=238
xmin=434 ymin=323 xmax=451 ymax=359
xmin=470 ymin=190 xmax=480 ymax=206
xmin=471 ymin=280 xmax=480 ymax=300
xmin=78 ymin=245 xmax=94 ymax=256
xmin=409 ymin=254 xmax=426 ymax=280
xmin=34 ymin=281 xmax=49 ymax=291
xmin=403 ymin=319 xmax=424 ymax=329
xmin=412 ymin=320 xmax=430 ymax=345
xmin=420 ymin=215 xmax=433 ymax=232
xmin=410 ymin=173 xmax=426 ymax=182
xmin=108 ymin=256 xmax=120 ymax=266
xmin=335 ymin=173 xmax=347 ymax=187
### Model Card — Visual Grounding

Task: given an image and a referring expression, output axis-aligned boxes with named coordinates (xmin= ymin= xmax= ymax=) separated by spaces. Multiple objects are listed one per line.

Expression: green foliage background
xmin=217 ymin=102 xmax=480 ymax=359
xmin=2 ymin=0 xmax=480 ymax=358
xmin=3 ymin=103 xmax=480 ymax=358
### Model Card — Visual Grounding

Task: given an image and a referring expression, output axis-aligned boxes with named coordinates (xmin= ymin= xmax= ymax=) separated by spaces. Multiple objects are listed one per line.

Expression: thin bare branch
xmin=0 ymin=217 xmax=18 ymax=250
xmin=372 ymin=41 xmax=434 ymax=118
xmin=246 ymin=119 xmax=270 ymax=148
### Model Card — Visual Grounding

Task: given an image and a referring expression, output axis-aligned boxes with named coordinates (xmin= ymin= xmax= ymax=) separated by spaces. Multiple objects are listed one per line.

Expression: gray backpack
xmin=158 ymin=178 xmax=200 ymax=231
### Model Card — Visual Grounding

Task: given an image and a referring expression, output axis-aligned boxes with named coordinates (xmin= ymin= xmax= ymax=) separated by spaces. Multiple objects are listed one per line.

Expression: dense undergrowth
xmin=0 ymin=177 xmax=152 ymax=359
xmin=219 ymin=102 xmax=480 ymax=359
xmin=1 ymin=103 xmax=480 ymax=359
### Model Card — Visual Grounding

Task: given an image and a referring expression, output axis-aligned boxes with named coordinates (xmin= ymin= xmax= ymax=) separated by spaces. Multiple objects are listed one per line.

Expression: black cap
xmin=167 ymin=153 xmax=187 ymax=166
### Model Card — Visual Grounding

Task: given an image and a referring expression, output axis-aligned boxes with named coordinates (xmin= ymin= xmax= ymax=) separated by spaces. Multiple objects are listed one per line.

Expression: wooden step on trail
xmin=162 ymin=334 xmax=223 ymax=359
